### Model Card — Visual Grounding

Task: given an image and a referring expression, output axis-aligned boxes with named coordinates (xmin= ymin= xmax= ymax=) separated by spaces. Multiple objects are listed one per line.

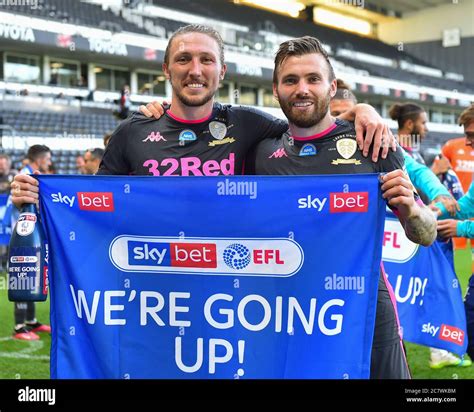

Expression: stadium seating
xmin=11 ymin=0 xmax=467 ymax=93
xmin=1 ymin=109 xmax=117 ymax=137
xmin=1 ymin=108 xmax=118 ymax=174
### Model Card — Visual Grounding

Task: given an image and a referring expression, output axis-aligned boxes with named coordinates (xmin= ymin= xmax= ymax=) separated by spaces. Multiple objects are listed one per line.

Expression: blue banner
xmin=38 ymin=174 xmax=386 ymax=379
xmin=382 ymin=213 xmax=468 ymax=356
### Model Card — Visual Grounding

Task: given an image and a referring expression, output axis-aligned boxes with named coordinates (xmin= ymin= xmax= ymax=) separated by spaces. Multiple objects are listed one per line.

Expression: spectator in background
xmin=330 ymin=79 xmax=357 ymax=116
xmin=10 ymin=145 xmax=52 ymax=340
xmin=389 ymin=102 xmax=470 ymax=368
xmin=49 ymin=73 xmax=58 ymax=86
xmin=20 ymin=158 xmax=30 ymax=173
xmin=331 ymin=84 xmax=456 ymax=213
xmin=116 ymin=84 xmax=131 ymax=120
xmin=439 ymin=104 xmax=474 ymax=250
xmin=77 ymin=75 xmax=87 ymax=88
xmin=47 ymin=162 xmax=57 ymax=174
xmin=442 ymin=105 xmax=474 ymax=194
xmin=0 ymin=154 xmax=17 ymax=194
xmin=83 ymin=148 xmax=104 ymax=175
xmin=388 ymin=102 xmax=429 ymax=165
xmin=76 ymin=155 xmax=86 ymax=174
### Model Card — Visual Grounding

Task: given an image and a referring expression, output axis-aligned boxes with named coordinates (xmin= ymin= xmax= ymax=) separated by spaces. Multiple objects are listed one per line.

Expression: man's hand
xmin=431 ymin=195 xmax=459 ymax=217
xmin=11 ymin=173 xmax=40 ymax=209
xmin=437 ymin=219 xmax=458 ymax=238
xmin=431 ymin=156 xmax=450 ymax=175
xmin=139 ymin=100 xmax=168 ymax=119
xmin=381 ymin=169 xmax=416 ymax=216
xmin=338 ymin=103 xmax=396 ymax=161
xmin=381 ymin=169 xmax=436 ymax=246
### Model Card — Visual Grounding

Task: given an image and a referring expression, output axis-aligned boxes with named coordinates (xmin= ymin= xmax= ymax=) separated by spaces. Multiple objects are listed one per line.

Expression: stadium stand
xmin=9 ymin=0 xmax=469 ymax=94
xmin=0 ymin=0 xmax=471 ymax=164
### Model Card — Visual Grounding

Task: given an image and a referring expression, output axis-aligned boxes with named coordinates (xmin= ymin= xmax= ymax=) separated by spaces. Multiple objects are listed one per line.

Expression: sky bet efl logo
xmin=109 ymin=236 xmax=304 ymax=277
xmin=298 ymin=192 xmax=368 ymax=213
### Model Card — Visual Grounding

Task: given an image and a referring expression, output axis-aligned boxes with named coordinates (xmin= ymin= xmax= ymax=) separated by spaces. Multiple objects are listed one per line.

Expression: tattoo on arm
xmin=402 ymin=206 xmax=437 ymax=246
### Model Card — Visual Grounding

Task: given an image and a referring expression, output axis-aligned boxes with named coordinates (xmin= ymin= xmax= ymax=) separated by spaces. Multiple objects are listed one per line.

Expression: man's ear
xmin=163 ymin=63 xmax=170 ymax=80
xmin=273 ymin=83 xmax=279 ymax=101
xmin=329 ymin=78 xmax=337 ymax=98
xmin=220 ymin=64 xmax=227 ymax=81
xmin=405 ymin=119 xmax=414 ymax=132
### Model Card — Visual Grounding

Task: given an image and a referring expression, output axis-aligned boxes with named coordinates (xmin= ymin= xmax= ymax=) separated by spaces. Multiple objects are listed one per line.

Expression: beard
xmin=278 ymin=91 xmax=331 ymax=128
xmin=411 ymin=124 xmax=425 ymax=142
xmin=170 ymin=75 xmax=216 ymax=107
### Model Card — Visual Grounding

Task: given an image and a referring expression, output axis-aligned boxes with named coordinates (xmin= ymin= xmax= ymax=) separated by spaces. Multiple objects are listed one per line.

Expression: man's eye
xmin=284 ymin=79 xmax=296 ymax=84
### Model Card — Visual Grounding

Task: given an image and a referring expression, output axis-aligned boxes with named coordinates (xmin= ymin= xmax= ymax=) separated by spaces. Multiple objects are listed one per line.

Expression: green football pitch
xmin=0 ymin=249 xmax=473 ymax=379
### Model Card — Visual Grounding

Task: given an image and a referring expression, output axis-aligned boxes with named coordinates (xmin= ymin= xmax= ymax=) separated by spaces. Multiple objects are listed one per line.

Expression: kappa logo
xmin=268 ymin=148 xmax=288 ymax=159
xmin=142 ymin=132 xmax=166 ymax=142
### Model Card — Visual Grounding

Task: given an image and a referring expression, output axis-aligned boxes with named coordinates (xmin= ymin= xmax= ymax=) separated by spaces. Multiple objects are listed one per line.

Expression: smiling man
xmin=12 ymin=24 xmax=394 ymax=199
xmin=247 ymin=36 xmax=437 ymax=379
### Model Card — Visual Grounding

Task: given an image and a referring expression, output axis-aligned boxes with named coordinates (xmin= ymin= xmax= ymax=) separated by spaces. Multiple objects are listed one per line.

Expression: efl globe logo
xmin=223 ymin=244 xmax=251 ymax=270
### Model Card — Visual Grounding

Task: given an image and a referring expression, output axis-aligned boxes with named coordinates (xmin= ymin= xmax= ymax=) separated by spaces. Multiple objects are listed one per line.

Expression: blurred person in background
xmin=76 ymin=155 xmax=86 ymax=174
xmin=332 ymin=86 xmax=457 ymax=213
xmin=115 ymin=84 xmax=131 ymax=120
xmin=83 ymin=148 xmax=104 ymax=175
xmin=441 ymin=105 xmax=474 ymax=251
xmin=442 ymin=105 xmax=474 ymax=194
xmin=0 ymin=154 xmax=17 ymax=194
xmin=389 ymin=102 xmax=429 ymax=165
xmin=337 ymin=87 xmax=468 ymax=369
xmin=389 ymin=102 xmax=469 ymax=368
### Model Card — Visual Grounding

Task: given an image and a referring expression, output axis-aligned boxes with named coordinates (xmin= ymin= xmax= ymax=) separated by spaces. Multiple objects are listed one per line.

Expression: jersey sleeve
xmin=237 ymin=106 xmax=288 ymax=143
xmin=374 ymin=143 xmax=405 ymax=173
xmin=457 ymin=220 xmax=474 ymax=238
xmin=403 ymin=150 xmax=450 ymax=201
xmin=96 ymin=117 xmax=132 ymax=175
xmin=437 ymin=181 xmax=474 ymax=220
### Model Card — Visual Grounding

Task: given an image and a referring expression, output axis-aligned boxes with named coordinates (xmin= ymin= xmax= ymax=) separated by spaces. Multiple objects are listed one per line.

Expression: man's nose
xmin=189 ymin=58 xmax=202 ymax=77
xmin=295 ymin=80 xmax=309 ymax=96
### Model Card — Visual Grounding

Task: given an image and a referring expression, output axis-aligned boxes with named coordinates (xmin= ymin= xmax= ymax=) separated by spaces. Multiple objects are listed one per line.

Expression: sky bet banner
xmin=382 ymin=213 xmax=468 ymax=356
xmin=37 ymin=175 xmax=386 ymax=379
